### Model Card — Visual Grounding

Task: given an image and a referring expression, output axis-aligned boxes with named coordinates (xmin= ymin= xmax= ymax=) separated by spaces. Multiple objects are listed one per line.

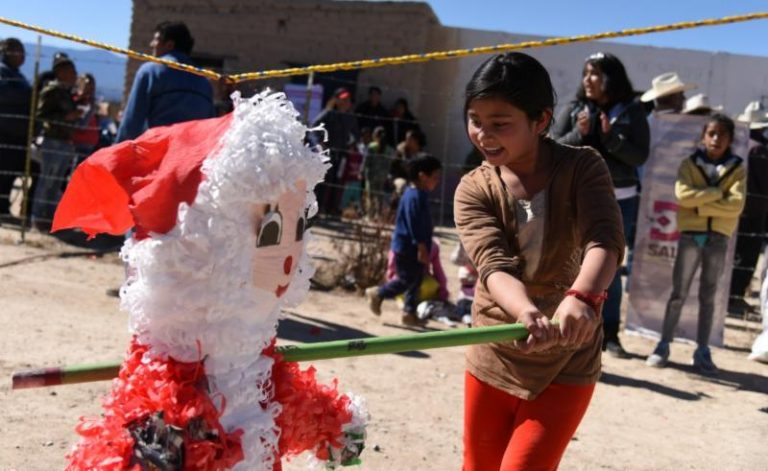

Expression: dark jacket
xmin=311 ymin=108 xmax=359 ymax=157
xmin=743 ymin=143 xmax=768 ymax=219
xmin=37 ymin=80 xmax=77 ymax=141
xmin=354 ymin=100 xmax=389 ymax=132
xmin=551 ymin=99 xmax=650 ymax=189
xmin=392 ymin=186 xmax=433 ymax=258
xmin=0 ymin=61 xmax=31 ymax=143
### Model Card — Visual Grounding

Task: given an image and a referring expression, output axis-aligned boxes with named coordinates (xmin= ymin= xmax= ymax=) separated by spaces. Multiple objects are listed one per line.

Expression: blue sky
xmin=0 ymin=0 xmax=765 ymax=56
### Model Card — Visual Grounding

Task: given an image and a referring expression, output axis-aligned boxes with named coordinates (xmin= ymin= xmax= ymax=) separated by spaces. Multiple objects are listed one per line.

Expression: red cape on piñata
xmin=52 ymin=114 xmax=233 ymax=239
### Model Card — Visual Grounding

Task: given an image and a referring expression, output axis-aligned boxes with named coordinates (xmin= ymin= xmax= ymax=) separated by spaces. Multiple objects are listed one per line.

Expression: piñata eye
xmin=257 ymin=211 xmax=282 ymax=247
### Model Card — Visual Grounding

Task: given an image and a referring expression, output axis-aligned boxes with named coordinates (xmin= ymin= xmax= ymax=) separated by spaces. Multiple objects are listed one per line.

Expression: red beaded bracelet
xmin=565 ymin=289 xmax=608 ymax=314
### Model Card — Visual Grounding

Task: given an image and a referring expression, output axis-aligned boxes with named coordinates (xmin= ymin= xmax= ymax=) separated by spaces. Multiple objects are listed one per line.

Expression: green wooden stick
xmin=12 ymin=323 xmax=530 ymax=390
xmin=277 ymin=323 xmax=530 ymax=362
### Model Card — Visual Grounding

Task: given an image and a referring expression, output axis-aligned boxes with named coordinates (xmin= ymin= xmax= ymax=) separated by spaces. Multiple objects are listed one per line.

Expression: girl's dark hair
xmin=702 ymin=113 xmax=736 ymax=141
xmin=464 ymin=52 xmax=556 ymax=133
xmin=406 ymin=154 xmax=442 ymax=182
xmin=576 ymin=52 xmax=635 ymax=105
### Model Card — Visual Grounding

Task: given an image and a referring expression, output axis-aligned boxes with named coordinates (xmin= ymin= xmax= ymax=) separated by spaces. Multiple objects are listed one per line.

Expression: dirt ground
xmin=0 ymin=223 xmax=766 ymax=471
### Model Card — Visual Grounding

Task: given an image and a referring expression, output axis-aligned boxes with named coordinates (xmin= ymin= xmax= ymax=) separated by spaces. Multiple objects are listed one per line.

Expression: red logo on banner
xmin=650 ymin=200 xmax=680 ymax=241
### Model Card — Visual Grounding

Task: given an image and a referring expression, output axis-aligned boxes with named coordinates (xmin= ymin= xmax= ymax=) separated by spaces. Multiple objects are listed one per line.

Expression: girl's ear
xmin=535 ymin=109 xmax=553 ymax=135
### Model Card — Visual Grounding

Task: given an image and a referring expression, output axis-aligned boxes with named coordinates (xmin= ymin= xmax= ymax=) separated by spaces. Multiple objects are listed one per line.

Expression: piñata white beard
xmin=118 ymin=90 xmax=329 ymax=471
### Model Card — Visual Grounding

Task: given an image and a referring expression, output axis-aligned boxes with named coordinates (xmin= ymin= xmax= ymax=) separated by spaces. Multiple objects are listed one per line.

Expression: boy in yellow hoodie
xmin=647 ymin=114 xmax=746 ymax=374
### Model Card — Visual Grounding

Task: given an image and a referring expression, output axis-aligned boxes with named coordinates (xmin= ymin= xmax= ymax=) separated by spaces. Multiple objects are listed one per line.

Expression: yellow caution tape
xmin=1 ymin=12 xmax=766 ymax=84
xmin=230 ymin=12 xmax=768 ymax=82
xmin=0 ymin=17 xmax=223 ymax=81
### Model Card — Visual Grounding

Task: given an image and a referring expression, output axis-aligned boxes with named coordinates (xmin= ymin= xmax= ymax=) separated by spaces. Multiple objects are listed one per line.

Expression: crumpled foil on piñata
xmin=269 ymin=350 xmax=366 ymax=469
xmin=66 ymin=339 xmax=244 ymax=470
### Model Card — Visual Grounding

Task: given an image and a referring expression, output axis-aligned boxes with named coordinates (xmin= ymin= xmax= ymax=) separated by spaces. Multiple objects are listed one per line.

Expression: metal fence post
xmin=303 ymin=71 xmax=314 ymax=124
xmin=19 ymin=35 xmax=41 ymax=243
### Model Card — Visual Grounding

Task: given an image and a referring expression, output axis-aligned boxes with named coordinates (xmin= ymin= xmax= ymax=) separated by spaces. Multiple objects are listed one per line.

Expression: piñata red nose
xmin=283 ymin=256 xmax=293 ymax=275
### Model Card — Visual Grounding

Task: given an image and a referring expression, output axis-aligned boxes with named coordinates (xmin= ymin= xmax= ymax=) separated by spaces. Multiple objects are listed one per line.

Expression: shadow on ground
xmin=664 ymin=361 xmax=768 ymax=395
xmin=599 ymin=371 xmax=705 ymax=401
xmin=50 ymin=229 xmax=124 ymax=251
xmin=278 ymin=311 xmax=430 ymax=359
xmin=600 ymin=358 xmax=768 ymax=400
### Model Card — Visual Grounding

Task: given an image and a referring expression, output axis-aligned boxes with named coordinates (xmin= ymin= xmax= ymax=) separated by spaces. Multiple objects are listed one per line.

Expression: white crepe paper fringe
xmin=119 ymin=90 xmax=334 ymax=470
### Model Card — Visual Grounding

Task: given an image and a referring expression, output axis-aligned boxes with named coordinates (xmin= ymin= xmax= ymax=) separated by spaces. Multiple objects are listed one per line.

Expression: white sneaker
xmin=646 ymin=342 xmax=669 ymax=368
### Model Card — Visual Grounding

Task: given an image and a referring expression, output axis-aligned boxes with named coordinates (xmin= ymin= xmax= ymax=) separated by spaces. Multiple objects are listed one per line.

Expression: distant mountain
xmin=19 ymin=43 xmax=127 ymax=102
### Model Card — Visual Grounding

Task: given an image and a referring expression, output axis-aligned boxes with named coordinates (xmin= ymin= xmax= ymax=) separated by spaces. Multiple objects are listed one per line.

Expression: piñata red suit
xmin=54 ymin=91 xmax=367 ymax=470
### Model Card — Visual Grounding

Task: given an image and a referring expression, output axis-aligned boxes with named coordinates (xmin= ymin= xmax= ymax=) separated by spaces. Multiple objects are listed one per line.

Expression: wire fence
xmin=2 ymin=14 xmax=768 ymax=309
xmin=0 ymin=55 xmax=118 ymax=235
xmin=2 ymin=89 xmax=768 ymax=210
xmin=4 ymin=103 xmax=768 ymax=224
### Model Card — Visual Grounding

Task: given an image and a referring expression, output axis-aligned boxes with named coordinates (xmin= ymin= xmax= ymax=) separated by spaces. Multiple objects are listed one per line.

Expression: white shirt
xmin=515 ymin=191 xmax=547 ymax=281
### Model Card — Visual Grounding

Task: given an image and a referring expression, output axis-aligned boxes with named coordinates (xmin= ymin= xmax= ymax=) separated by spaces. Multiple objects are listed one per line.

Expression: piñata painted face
xmin=253 ymin=180 xmax=308 ymax=298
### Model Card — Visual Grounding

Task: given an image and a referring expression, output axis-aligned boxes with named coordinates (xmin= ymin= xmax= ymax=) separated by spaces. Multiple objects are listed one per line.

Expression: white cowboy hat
xmin=640 ymin=72 xmax=698 ymax=103
xmin=682 ymin=93 xmax=722 ymax=115
xmin=736 ymin=101 xmax=768 ymax=129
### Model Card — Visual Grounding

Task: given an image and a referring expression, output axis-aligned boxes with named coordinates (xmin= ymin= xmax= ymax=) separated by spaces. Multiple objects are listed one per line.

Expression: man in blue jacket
xmin=108 ymin=22 xmax=215 ymax=298
xmin=116 ymin=21 xmax=215 ymax=142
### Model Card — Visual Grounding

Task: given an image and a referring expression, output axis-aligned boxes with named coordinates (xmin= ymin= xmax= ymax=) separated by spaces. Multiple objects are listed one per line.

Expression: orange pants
xmin=463 ymin=371 xmax=595 ymax=471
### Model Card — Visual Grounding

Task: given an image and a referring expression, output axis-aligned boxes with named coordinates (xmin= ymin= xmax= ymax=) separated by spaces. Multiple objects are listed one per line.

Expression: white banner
xmin=626 ymin=113 xmax=749 ymax=347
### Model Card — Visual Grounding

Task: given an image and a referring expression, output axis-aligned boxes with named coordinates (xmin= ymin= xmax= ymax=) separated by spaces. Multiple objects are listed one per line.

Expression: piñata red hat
xmin=52 ymin=113 xmax=233 ymax=239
